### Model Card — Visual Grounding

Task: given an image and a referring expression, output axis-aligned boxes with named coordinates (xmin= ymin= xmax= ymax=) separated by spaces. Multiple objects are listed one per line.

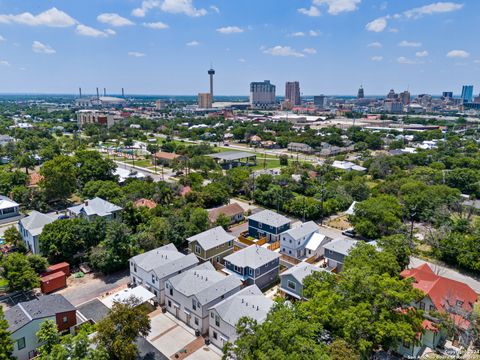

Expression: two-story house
xmin=5 ymin=294 xmax=77 ymax=360
xmin=18 ymin=211 xmax=58 ymax=254
xmin=396 ymin=264 xmax=478 ymax=358
xmin=208 ymin=285 xmax=273 ymax=349
xmin=164 ymin=262 xmax=242 ymax=334
xmin=223 ymin=245 xmax=280 ymax=290
xmin=129 ymin=243 xmax=199 ymax=305
xmin=323 ymin=238 xmax=358 ymax=272
xmin=67 ymin=197 xmax=122 ymax=221
xmin=248 ymin=209 xmax=291 ymax=242
xmin=0 ymin=195 xmax=20 ymax=221
xmin=279 ymin=221 xmax=331 ymax=260
xmin=280 ymin=262 xmax=325 ymax=300
xmin=186 ymin=226 xmax=235 ymax=264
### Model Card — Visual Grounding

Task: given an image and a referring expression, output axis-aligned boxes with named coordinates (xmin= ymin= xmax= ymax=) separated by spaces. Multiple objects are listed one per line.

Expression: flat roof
xmin=101 ymin=286 xmax=155 ymax=309
xmin=208 ymin=151 xmax=257 ymax=161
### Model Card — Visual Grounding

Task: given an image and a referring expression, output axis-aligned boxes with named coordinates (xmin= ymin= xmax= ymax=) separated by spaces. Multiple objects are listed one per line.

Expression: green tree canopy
xmin=0 ymin=253 xmax=40 ymax=292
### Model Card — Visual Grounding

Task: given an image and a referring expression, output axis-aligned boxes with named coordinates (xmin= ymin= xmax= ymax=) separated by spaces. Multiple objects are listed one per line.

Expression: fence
xmin=238 ymin=235 xmax=267 ymax=247
xmin=267 ymin=241 xmax=280 ymax=251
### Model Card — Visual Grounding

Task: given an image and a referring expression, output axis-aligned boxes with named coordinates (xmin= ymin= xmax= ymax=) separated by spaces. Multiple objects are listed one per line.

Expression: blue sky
xmin=0 ymin=0 xmax=478 ymax=96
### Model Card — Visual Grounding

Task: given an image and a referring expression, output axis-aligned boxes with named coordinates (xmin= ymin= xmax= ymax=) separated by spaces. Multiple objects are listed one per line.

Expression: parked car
xmin=342 ymin=229 xmax=356 ymax=238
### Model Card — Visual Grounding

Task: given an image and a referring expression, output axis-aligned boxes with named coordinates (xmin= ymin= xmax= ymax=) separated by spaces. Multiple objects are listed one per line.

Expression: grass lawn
xmin=0 ymin=277 xmax=8 ymax=290
xmin=250 ymin=158 xmax=282 ymax=170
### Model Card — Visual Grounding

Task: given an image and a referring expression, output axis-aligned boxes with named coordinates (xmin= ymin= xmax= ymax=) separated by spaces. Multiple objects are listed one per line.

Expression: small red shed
xmin=46 ymin=262 xmax=70 ymax=277
xmin=40 ymin=271 xmax=67 ymax=294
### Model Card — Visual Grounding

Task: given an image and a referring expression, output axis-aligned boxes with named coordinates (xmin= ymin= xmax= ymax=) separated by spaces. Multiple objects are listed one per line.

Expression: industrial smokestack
xmin=103 ymin=88 xmax=106 ymax=97
xmin=122 ymin=88 xmax=125 ymax=98
xmin=79 ymin=87 xmax=82 ymax=98
xmin=96 ymin=87 xmax=99 ymax=99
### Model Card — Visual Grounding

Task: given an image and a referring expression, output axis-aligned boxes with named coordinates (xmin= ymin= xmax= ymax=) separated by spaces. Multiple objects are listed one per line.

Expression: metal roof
xmin=186 ymin=226 xmax=235 ymax=251
xmin=207 ymin=151 xmax=257 ymax=161
xmin=248 ymin=209 xmax=291 ymax=228
xmin=224 ymin=245 xmax=280 ymax=269
xmin=323 ymin=238 xmax=358 ymax=256
xmin=281 ymin=262 xmax=324 ymax=284
xmin=19 ymin=211 xmax=57 ymax=236
xmin=209 ymin=285 xmax=273 ymax=327
xmin=67 ymin=197 xmax=122 ymax=217
xmin=281 ymin=221 xmax=319 ymax=241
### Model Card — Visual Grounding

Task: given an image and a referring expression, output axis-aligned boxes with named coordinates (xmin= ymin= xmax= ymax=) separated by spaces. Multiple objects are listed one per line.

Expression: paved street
xmin=59 ymin=269 xmax=130 ymax=306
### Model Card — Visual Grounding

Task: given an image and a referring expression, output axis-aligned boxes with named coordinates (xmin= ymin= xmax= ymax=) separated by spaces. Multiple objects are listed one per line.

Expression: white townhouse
xmin=129 ymin=243 xmax=199 ymax=305
xmin=280 ymin=221 xmax=331 ymax=260
xmin=165 ymin=262 xmax=242 ymax=334
xmin=208 ymin=285 xmax=273 ymax=349
xmin=18 ymin=211 xmax=57 ymax=254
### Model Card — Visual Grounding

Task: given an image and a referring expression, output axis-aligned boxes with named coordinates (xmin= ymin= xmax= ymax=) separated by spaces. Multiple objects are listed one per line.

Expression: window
xmin=134 ymin=264 xmax=137 ymax=272
xmin=154 ymin=290 xmax=158 ymax=296
xmin=419 ymin=301 xmax=425 ymax=310
xmin=194 ymin=317 xmax=199 ymax=325
xmin=151 ymin=274 xmax=155 ymax=284
xmin=429 ymin=305 xmax=435 ymax=311
xmin=215 ymin=315 xmax=220 ymax=327
xmin=213 ymin=331 xmax=218 ymax=340
xmin=168 ymin=300 xmax=172 ymax=308
xmin=216 ymin=256 xmax=220 ymax=263
xmin=228 ymin=240 xmax=233 ymax=247
xmin=456 ymin=300 xmax=464 ymax=307
xmin=287 ymin=280 xmax=296 ymax=290
xmin=17 ymin=337 xmax=26 ymax=350
xmin=195 ymin=245 xmax=201 ymax=254
xmin=249 ymin=268 xmax=253 ymax=276
xmin=258 ymin=223 xmax=262 ymax=229
xmin=169 ymin=288 xmax=173 ymax=296
xmin=289 ymin=239 xmax=292 ymax=243
xmin=211 ymin=312 xmax=214 ymax=319
xmin=63 ymin=316 xmax=68 ymax=324
xmin=192 ymin=299 xmax=197 ymax=311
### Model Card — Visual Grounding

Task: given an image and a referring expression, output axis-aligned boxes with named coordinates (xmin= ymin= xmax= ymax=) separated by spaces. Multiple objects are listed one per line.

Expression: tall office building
xmin=285 ymin=81 xmax=301 ymax=106
xmin=357 ymin=85 xmax=364 ymax=99
xmin=250 ymin=80 xmax=276 ymax=108
xmin=387 ymin=89 xmax=397 ymax=99
xmin=208 ymin=68 xmax=215 ymax=100
xmin=399 ymin=90 xmax=411 ymax=105
xmin=197 ymin=93 xmax=212 ymax=109
xmin=314 ymin=95 xmax=326 ymax=109
xmin=442 ymin=91 xmax=453 ymax=99
xmin=461 ymin=85 xmax=474 ymax=103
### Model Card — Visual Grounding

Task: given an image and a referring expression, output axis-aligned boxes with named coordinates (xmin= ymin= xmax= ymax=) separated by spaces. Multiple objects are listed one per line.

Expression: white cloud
xmin=238 ymin=58 xmax=246 ymax=63
xmin=0 ymin=35 xmax=5 ymax=42
xmin=446 ymin=49 xmax=470 ymax=58
xmin=217 ymin=26 xmax=243 ymax=34
xmin=388 ymin=28 xmax=399 ymax=33
xmin=263 ymin=46 xmax=305 ymax=58
xmin=404 ymin=2 xmax=464 ymax=19
xmin=371 ymin=56 xmax=383 ymax=61
xmin=0 ymin=60 xmax=10 ymax=66
xmin=105 ymin=29 xmax=116 ymax=36
xmin=367 ymin=42 xmax=382 ymax=48
xmin=298 ymin=6 xmax=321 ymax=17
xmin=97 ymin=13 xmax=134 ymax=27
xmin=186 ymin=40 xmax=200 ymax=46
xmin=416 ymin=50 xmax=429 ymax=57
xmin=128 ymin=51 xmax=146 ymax=57
xmin=32 ymin=41 xmax=56 ymax=54
xmin=132 ymin=1 xmax=160 ymax=17
xmin=309 ymin=30 xmax=320 ymax=37
xmin=210 ymin=5 xmax=220 ymax=13
xmin=366 ymin=17 xmax=387 ymax=32
xmin=161 ymin=0 xmax=207 ymax=17
xmin=143 ymin=22 xmax=169 ymax=29
xmin=397 ymin=56 xmax=415 ymax=64
xmin=76 ymin=25 xmax=112 ymax=38
xmin=474 ymin=60 xmax=480 ymax=64
xmin=291 ymin=32 xmax=305 ymax=37
xmin=313 ymin=0 xmax=361 ymax=15
xmin=303 ymin=48 xmax=317 ymax=54
xmin=398 ymin=40 xmax=422 ymax=47
xmin=0 ymin=7 xmax=76 ymax=27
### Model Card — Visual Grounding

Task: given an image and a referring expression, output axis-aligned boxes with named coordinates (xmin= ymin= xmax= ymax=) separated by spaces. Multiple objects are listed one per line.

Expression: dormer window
xmin=456 ymin=300 xmax=464 ymax=307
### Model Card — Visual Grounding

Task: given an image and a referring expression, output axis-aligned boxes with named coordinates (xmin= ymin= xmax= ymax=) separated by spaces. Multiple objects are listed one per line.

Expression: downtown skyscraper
xmin=285 ymin=81 xmax=301 ymax=106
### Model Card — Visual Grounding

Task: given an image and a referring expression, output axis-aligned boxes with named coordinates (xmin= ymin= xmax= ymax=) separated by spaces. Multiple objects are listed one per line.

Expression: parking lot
xmin=147 ymin=311 xmax=222 ymax=360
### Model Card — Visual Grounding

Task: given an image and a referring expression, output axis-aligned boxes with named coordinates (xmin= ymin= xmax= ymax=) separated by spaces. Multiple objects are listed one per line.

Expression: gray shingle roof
xmin=281 ymin=262 xmax=324 ymax=284
xmin=5 ymin=294 xmax=76 ymax=333
xmin=209 ymin=285 xmax=273 ymax=327
xmin=248 ymin=210 xmax=290 ymax=228
xmin=19 ymin=211 xmax=57 ymax=236
xmin=168 ymin=262 xmax=241 ymax=304
xmin=186 ymin=226 xmax=235 ymax=251
xmin=323 ymin=238 xmax=358 ymax=256
xmin=153 ymin=254 xmax=199 ymax=279
xmin=281 ymin=221 xmax=319 ymax=240
xmin=224 ymin=245 xmax=280 ymax=269
xmin=67 ymin=197 xmax=122 ymax=217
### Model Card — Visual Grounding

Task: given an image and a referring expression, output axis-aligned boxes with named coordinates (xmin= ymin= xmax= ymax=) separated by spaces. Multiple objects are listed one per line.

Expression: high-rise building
xmin=461 ymin=85 xmax=474 ymax=103
xmin=197 ymin=93 xmax=212 ymax=109
xmin=285 ymin=81 xmax=301 ymax=106
xmin=357 ymin=86 xmax=364 ymax=99
xmin=442 ymin=91 xmax=453 ymax=99
xmin=384 ymin=101 xmax=403 ymax=114
xmin=314 ymin=95 xmax=326 ymax=109
xmin=250 ymin=80 xmax=276 ymax=108
xmin=399 ymin=90 xmax=411 ymax=105
xmin=208 ymin=68 xmax=215 ymax=100
xmin=387 ymin=89 xmax=397 ymax=99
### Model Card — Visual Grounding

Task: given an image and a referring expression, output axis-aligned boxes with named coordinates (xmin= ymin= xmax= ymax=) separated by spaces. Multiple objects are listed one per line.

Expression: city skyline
xmin=0 ymin=0 xmax=478 ymax=95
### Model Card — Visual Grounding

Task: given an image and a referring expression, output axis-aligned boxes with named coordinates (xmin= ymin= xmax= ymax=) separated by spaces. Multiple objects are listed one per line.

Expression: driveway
xmin=59 ymin=269 xmax=130 ymax=306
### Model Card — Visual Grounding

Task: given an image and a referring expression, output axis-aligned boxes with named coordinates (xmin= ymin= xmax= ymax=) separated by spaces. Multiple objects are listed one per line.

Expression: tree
xmin=40 ymin=155 xmax=76 ymax=202
xmin=0 ymin=306 xmax=14 ymax=360
xmin=14 ymin=153 xmax=35 ymax=174
xmin=3 ymin=226 xmax=24 ymax=249
xmin=215 ymin=213 xmax=231 ymax=230
xmin=350 ymin=195 xmax=403 ymax=239
xmin=188 ymin=208 xmax=209 ymax=235
xmin=27 ymin=255 xmax=49 ymax=274
xmin=95 ymin=297 xmax=151 ymax=360
xmin=0 ymin=253 xmax=40 ymax=291
xmin=377 ymin=234 xmax=412 ymax=270
xmin=74 ymin=150 xmax=116 ymax=188
xmin=279 ymin=154 xmax=289 ymax=166
xmin=36 ymin=320 xmax=60 ymax=356
xmin=201 ymin=182 xmax=230 ymax=208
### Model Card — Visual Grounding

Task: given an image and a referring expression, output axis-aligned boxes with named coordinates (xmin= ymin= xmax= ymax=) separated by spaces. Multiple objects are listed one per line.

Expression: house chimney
xmin=256 ymin=306 xmax=259 ymax=311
